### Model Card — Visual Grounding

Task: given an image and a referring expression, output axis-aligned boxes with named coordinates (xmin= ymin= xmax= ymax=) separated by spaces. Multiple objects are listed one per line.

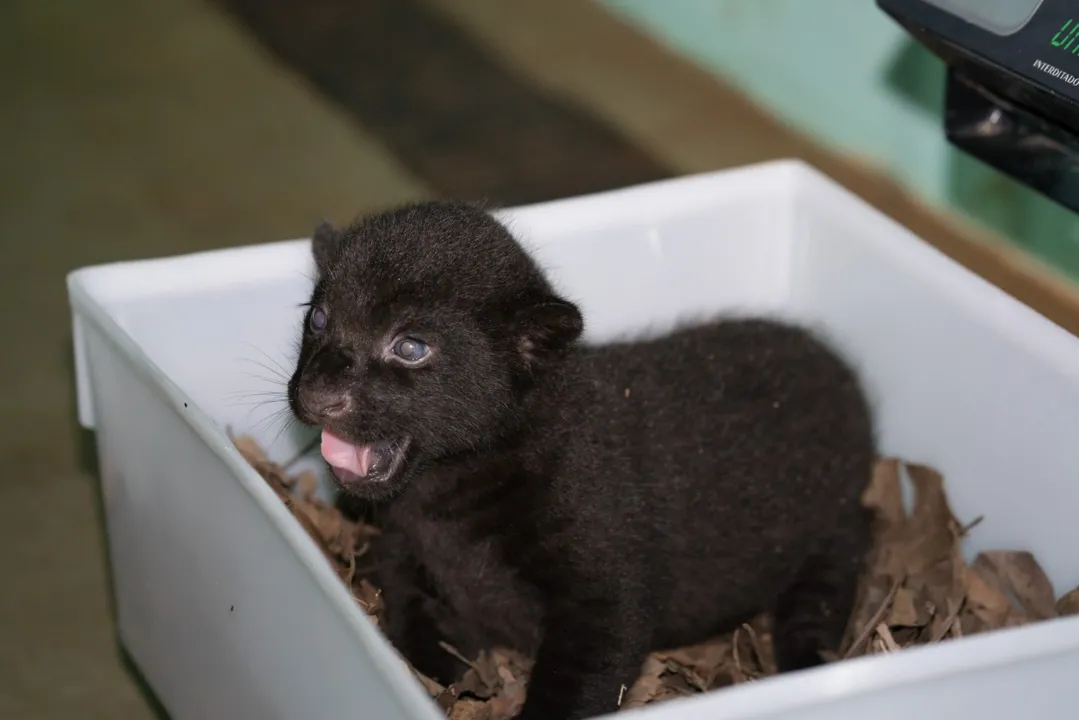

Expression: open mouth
xmin=319 ymin=429 xmax=411 ymax=488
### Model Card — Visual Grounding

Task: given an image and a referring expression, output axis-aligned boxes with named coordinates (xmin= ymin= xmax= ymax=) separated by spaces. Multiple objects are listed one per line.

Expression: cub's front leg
xmin=374 ymin=526 xmax=464 ymax=685
xmin=516 ymin=591 xmax=652 ymax=720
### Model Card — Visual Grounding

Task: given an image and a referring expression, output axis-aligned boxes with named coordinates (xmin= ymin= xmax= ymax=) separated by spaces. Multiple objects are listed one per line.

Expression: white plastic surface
xmin=67 ymin=159 xmax=1079 ymax=720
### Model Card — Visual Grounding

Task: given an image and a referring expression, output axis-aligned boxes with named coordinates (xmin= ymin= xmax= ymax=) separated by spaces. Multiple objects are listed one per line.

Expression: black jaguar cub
xmin=287 ymin=201 xmax=875 ymax=720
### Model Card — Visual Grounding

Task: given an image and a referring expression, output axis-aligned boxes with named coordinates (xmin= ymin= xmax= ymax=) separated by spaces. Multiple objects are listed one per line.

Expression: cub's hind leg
xmin=772 ymin=507 xmax=871 ymax=671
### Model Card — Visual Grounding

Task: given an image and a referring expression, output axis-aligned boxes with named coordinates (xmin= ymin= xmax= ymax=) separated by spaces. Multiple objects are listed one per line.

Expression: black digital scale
xmin=877 ymin=0 xmax=1079 ymax=214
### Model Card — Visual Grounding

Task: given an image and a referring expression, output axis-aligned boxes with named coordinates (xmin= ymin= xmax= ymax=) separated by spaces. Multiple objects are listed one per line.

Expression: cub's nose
xmin=300 ymin=387 xmax=351 ymax=421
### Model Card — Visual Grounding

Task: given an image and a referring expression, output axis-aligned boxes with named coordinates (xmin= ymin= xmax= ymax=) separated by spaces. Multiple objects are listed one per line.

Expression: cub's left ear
xmin=514 ymin=297 xmax=584 ymax=368
xmin=312 ymin=220 xmax=343 ymax=276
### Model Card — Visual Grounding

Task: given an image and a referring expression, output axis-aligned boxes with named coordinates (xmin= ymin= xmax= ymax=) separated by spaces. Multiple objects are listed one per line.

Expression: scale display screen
xmin=881 ymin=0 xmax=1078 ymax=99
xmin=878 ymin=0 xmax=1079 ymax=215
xmin=922 ymin=0 xmax=1044 ymax=35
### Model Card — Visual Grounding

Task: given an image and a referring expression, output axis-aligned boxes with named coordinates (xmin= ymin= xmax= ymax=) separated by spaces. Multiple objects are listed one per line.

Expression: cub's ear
xmin=312 ymin=220 xmax=343 ymax=276
xmin=514 ymin=297 xmax=584 ymax=369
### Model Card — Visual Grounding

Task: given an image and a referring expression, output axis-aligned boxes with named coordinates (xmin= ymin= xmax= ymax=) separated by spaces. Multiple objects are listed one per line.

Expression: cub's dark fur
xmin=287 ymin=201 xmax=876 ymax=720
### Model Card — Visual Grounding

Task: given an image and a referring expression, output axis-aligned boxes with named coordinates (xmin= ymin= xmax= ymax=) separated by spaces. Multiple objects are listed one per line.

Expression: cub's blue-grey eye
xmin=394 ymin=338 xmax=428 ymax=363
xmin=309 ymin=307 xmax=327 ymax=331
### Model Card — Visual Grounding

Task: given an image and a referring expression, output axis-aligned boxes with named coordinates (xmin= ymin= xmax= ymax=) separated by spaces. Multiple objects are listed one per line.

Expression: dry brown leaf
xmin=450 ymin=698 xmax=492 ymax=720
xmin=973 ymin=552 xmax=1058 ymax=620
xmin=887 ymin=587 xmax=921 ymax=627
xmin=450 ymin=668 xmax=493 ymax=701
xmin=488 ymin=675 xmax=527 ymax=720
xmin=901 ymin=584 xmax=936 ymax=628
xmin=1057 ymin=588 xmax=1079 ymax=617
xmin=490 ymin=648 xmax=533 ymax=679
xmin=661 ymin=658 xmax=710 ymax=693
xmin=859 ymin=459 xmax=906 ymax=581
xmin=653 ymin=639 xmax=730 ymax=691
xmin=654 ymin=643 xmax=726 ymax=674
xmin=232 ymin=434 xmax=268 ymax=465
xmin=730 ymin=623 xmax=770 ymax=679
xmin=471 ymin=651 xmax=506 ymax=692
xmin=488 ymin=648 xmax=532 ymax=719
xmin=964 ymin=564 xmax=1020 ymax=630
xmin=235 ymin=439 xmax=1075 ymax=718
xmin=434 ymin=687 xmax=460 ymax=713
xmin=619 ymin=657 xmax=667 ymax=710
xmin=729 ymin=627 xmax=750 ymax=683
xmin=355 ymin=578 xmax=383 ymax=621
xmin=654 ymin=673 xmax=696 ymax=700
xmin=903 ymin=465 xmax=964 ymax=585
xmin=740 ymin=618 xmax=774 ymax=674
xmin=859 ymin=460 xmax=965 ymax=627
xmin=298 ymin=470 xmax=319 ymax=499
xmin=843 ymin=579 xmax=900 ymax=658
xmin=842 ymin=575 xmax=894 ymax=652
xmin=926 ymin=595 xmax=963 ymax=643
xmin=861 ymin=457 xmax=905 ymax=529
xmin=875 ymin=623 xmax=900 ymax=652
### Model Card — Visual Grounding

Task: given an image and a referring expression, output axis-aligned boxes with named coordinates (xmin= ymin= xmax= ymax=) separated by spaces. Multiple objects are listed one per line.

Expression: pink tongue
xmin=320 ymin=429 xmax=373 ymax=477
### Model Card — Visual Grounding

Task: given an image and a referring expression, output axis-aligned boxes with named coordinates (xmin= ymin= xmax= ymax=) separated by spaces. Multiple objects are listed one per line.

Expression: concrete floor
xmin=0 ymin=1 xmax=428 ymax=717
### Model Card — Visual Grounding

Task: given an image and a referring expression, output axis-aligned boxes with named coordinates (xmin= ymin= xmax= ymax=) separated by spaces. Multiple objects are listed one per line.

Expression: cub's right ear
xmin=312 ymin=220 xmax=343 ymax=275
xmin=513 ymin=297 xmax=584 ymax=372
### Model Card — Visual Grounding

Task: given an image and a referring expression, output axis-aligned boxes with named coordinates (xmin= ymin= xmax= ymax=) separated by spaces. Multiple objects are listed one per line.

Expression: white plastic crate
xmin=68 ymin=159 xmax=1079 ymax=720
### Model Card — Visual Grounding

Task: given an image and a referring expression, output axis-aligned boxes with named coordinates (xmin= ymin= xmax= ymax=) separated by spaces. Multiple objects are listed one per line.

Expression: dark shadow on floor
xmin=210 ymin=0 xmax=673 ymax=205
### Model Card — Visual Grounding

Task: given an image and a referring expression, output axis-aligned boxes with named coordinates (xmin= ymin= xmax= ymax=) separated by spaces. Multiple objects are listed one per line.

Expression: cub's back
xmin=544 ymin=318 xmax=875 ymax=643
xmin=571 ymin=317 xmax=872 ymax=454
xmin=551 ymin=316 xmax=874 ymax=555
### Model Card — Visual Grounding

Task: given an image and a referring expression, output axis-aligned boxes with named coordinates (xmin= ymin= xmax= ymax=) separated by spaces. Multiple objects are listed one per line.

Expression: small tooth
xmin=357 ymin=445 xmax=373 ymax=477
xmin=370 ymin=448 xmax=390 ymax=474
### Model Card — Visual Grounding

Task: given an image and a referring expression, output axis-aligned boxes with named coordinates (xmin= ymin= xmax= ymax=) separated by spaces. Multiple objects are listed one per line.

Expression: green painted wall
xmin=601 ymin=0 xmax=1079 ymax=280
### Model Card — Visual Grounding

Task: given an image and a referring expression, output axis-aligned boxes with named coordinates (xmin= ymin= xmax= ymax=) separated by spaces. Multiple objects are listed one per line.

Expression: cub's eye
xmin=309 ymin=307 xmax=327 ymax=332
xmin=393 ymin=338 xmax=429 ymax=363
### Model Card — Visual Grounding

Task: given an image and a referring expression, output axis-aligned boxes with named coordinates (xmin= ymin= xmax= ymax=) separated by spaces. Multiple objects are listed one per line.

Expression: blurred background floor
xmin=0 ymin=1 xmax=432 ymax=717
xmin=3 ymin=1 xmax=1076 ymax=718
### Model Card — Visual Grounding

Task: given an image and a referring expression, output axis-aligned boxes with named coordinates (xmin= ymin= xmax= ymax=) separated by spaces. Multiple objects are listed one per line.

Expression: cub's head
xmin=287 ymin=200 xmax=583 ymax=501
